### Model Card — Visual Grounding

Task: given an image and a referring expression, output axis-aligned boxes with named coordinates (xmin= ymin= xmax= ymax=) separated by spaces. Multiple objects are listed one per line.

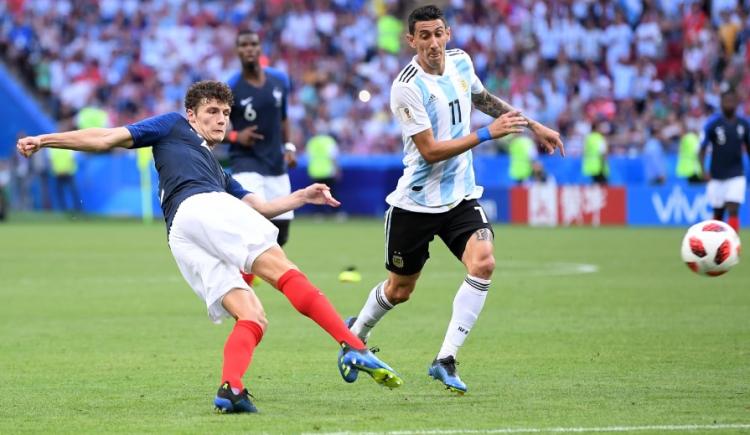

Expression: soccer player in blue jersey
xmin=226 ymin=30 xmax=297 ymax=285
xmin=346 ymin=5 xmax=565 ymax=394
xmin=699 ymin=86 xmax=750 ymax=233
xmin=17 ymin=81 xmax=402 ymax=414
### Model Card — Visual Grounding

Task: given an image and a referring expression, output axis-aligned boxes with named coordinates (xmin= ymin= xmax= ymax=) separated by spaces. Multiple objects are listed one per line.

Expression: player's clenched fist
xmin=16 ymin=136 xmax=42 ymax=158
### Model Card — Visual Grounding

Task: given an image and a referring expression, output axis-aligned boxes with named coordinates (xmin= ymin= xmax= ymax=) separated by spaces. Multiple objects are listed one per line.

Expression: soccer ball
xmin=680 ymin=220 xmax=741 ymax=276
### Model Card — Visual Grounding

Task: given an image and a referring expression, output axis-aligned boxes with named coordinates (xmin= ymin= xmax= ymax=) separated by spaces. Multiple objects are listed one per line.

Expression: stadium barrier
xmin=17 ymin=152 xmax=750 ymax=226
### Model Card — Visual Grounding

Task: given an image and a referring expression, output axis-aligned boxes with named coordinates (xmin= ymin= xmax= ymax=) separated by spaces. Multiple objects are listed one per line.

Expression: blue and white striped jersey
xmin=387 ymin=49 xmax=485 ymax=213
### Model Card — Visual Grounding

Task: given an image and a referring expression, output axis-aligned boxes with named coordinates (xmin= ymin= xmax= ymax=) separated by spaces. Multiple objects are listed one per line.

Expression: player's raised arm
xmin=16 ymin=127 xmax=134 ymax=158
xmin=471 ymin=89 xmax=565 ymax=157
xmin=411 ymin=111 xmax=528 ymax=164
xmin=241 ymin=183 xmax=340 ymax=219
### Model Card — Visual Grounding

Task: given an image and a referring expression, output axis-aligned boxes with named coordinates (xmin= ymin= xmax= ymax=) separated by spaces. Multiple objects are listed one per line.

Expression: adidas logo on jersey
xmin=427 ymin=94 xmax=438 ymax=105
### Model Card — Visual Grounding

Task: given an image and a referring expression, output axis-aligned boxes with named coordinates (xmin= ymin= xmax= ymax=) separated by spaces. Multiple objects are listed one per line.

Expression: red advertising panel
xmin=510 ymin=185 xmax=626 ymax=226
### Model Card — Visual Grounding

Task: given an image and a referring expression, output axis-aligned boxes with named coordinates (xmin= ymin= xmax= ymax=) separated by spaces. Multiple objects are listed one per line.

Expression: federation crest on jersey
xmin=273 ymin=87 xmax=283 ymax=107
xmin=397 ymin=106 xmax=415 ymax=124
xmin=459 ymin=79 xmax=469 ymax=93
xmin=391 ymin=254 xmax=404 ymax=268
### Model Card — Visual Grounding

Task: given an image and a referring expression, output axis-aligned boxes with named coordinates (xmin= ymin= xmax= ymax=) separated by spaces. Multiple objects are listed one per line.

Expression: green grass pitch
xmin=0 ymin=215 xmax=748 ymax=434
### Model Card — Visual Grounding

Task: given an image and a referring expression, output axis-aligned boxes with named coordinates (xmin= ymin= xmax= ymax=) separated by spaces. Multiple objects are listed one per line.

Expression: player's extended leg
xmin=214 ymin=288 xmax=267 ymax=413
xmin=430 ymin=228 xmax=495 ymax=394
xmin=251 ymin=245 xmax=402 ymax=388
xmin=726 ymin=202 xmax=740 ymax=232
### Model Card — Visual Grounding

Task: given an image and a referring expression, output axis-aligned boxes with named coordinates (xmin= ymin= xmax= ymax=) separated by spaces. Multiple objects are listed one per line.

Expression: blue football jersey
xmin=227 ymin=67 xmax=289 ymax=176
xmin=701 ymin=114 xmax=750 ymax=179
xmin=126 ymin=112 xmax=250 ymax=233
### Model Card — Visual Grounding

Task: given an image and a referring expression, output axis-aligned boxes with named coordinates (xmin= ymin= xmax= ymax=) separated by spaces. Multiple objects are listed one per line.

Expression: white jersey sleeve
xmin=457 ymin=50 xmax=484 ymax=94
xmin=390 ymin=83 xmax=431 ymax=138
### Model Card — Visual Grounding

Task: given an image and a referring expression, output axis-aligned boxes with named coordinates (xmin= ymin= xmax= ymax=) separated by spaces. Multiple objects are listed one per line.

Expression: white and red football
xmin=681 ymin=220 xmax=741 ymax=276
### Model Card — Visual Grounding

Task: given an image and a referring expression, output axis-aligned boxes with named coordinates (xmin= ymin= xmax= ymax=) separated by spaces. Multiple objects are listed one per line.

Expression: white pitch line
xmin=307 ymin=423 xmax=750 ymax=435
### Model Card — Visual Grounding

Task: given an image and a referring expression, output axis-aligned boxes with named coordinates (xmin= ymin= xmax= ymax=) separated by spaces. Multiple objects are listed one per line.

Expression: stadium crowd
xmin=1 ymin=0 xmax=749 ymax=157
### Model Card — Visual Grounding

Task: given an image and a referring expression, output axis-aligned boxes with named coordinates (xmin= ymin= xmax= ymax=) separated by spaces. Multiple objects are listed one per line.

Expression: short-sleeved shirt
xmin=387 ymin=49 xmax=485 ymax=213
xmin=701 ymin=113 xmax=750 ymax=180
xmin=227 ymin=67 xmax=289 ymax=176
xmin=126 ymin=112 xmax=250 ymax=233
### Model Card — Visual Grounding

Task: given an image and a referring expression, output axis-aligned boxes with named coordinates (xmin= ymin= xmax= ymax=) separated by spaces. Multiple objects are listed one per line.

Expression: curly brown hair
xmin=184 ymin=80 xmax=234 ymax=112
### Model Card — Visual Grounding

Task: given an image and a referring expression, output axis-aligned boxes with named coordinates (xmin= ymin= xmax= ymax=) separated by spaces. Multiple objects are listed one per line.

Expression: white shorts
xmin=168 ymin=192 xmax=279 ymax=323
xmin=706 ymin=176 xmax=746 ymax=208
xmin=233 ymin=172 xmax=294 ymax=220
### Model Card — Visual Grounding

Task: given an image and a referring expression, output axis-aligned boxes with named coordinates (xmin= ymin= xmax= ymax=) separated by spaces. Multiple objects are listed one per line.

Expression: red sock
xmin=728 ymin=216 xmax=739 ymax=233
xmin=276 ymin=269 xmax=366 ymax=350
xmin=221 ymin=320 xmax=264 ymax=390
xmin=241 ymin=272 xmax=255 ymax=286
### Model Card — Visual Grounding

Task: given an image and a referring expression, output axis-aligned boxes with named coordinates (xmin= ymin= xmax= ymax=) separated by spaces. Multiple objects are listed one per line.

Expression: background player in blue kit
xmin=699 ymin=86 xmax=750 ymax=233
xmin=16 ymin=80 xmax=402 ymax=414
xmin=226 ymin=30 xmax=297 ymax=285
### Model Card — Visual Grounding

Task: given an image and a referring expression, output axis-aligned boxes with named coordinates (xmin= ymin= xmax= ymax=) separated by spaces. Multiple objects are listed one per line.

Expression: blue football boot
xmin=214 ymin=381 xmax=258 ymax=413
xmin=338 ymin=344 xmax=403 ymax=389
xmin=428 ymin=356 xmax=467 ymax=394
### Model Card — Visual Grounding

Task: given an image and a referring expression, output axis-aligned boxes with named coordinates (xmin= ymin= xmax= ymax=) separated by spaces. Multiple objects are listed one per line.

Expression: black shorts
xmin=384 ymin=199 xmax=493 ymax=275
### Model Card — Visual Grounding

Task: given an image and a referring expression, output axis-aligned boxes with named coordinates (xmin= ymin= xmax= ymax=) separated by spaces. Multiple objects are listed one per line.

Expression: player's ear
xmin=445 ymin=26 xmax=451 ymax=42
xmin=406 ymin=33 xmax=416 ymax=49
xmin=186 ymin=108 xmax=196 ymax=122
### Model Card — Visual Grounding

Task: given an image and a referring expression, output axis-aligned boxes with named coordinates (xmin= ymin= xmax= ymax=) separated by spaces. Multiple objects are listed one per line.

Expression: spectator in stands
xmin=0 ymin=0 xmax=747 ymax=159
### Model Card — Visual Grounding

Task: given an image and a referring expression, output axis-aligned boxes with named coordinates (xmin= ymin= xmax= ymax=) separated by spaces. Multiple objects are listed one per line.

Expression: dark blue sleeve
xmin=125 ymin=112 xmax=183 ymax=148
xmin=225 ymin=172 xmax=251 ymax=199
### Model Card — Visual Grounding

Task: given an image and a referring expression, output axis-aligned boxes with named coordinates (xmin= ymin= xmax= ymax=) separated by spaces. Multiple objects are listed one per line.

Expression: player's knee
xmin=386 ymin=280 xmax=415 ymax=304
xmin=255 ymin=312 xmax=268 ymax=330
xmin=236 ymin=307 xmax=268 ymax=327
xmin=469 ymin=254 xmax=495 ymax=280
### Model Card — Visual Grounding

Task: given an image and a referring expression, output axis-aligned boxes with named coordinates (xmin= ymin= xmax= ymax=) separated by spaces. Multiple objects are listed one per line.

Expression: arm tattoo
xmin=471 ymin=89 xmax=515 ymax=118
xmin=474 ymin=228 xmax=493 ymax=241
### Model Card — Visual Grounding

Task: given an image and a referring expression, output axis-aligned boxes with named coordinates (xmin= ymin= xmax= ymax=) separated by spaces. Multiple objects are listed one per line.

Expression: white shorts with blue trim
xmin=706 ymin=176 xmax=746 ymax=208
xmin=168 ymin=192 xmax=279 ymax=323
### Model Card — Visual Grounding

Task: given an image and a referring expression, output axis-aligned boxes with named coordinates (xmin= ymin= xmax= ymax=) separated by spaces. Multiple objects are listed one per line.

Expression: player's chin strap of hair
xmin=227 ymin=130 xmax=239 ymax=143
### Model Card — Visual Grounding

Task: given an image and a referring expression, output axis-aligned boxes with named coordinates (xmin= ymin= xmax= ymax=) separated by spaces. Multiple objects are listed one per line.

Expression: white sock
xmin=437 ymin=275 xmax=490 ymax=360
xmin=351 ymin=281 xmax=392 ymax=341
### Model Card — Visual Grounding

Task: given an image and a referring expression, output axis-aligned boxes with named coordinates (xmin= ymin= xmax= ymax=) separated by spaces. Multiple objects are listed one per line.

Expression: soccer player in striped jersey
xmin=347 ymin=5 xmax=565 ymax=394
xmin=17 ymin=81 xmax=402 ymax=414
